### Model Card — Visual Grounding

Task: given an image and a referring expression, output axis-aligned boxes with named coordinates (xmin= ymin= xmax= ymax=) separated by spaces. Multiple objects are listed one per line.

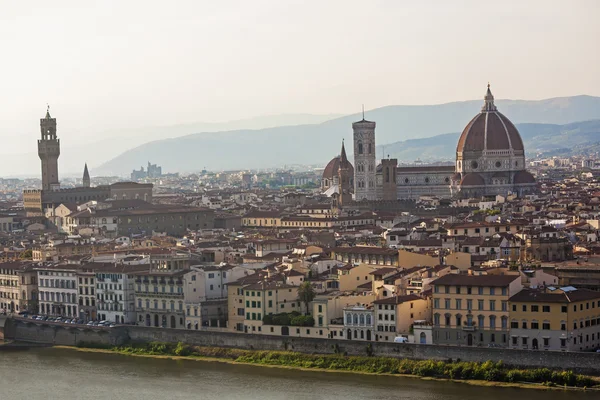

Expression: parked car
xmin=86 ymin=321 xmax=94 ymax=326
xmin=394 ymin=336 xmax=409 ymax=343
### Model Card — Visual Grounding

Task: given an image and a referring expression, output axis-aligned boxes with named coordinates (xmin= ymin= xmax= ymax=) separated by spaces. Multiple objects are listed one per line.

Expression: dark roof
xmin=373 ymin=294 xmax=423 ymax=305
xmin=431 ymin=274 xmax=519 ymax=287
xmin=509 ymin=288 xmax=600 ymax=303
xmin=331 ymin=246 xmax=398 ymax=256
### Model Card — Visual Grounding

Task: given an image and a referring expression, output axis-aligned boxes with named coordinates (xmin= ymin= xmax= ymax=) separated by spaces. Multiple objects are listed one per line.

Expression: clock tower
xmin=352 ymin=112 xmax=377 ymax=201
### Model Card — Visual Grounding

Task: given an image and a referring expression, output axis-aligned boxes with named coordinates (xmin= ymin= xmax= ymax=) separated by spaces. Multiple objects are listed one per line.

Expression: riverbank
xmin=66 ymin=341 xmax=599 ymax=390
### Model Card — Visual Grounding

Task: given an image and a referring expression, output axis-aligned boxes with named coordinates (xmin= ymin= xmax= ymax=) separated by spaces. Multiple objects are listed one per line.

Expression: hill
xmin=380 ymin=120 xmax=600 ymax=162
xmin=94 ymin=95 xmax=600 ymax=175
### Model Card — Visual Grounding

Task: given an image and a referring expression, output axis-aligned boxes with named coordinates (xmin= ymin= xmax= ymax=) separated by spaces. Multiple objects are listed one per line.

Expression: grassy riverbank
xmin=74 ymin=341 xmax=598 ymax=389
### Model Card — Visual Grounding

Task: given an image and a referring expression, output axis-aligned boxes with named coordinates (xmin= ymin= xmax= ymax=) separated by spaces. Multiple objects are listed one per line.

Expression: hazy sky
xmin=1 ymin=0 xmax=598 ymax=154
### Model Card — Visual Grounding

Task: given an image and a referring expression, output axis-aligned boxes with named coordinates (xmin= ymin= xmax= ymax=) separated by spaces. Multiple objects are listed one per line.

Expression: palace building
xmin=322 ymin=85 xmax=536 ymax=202
xmin=24 ymin=108 xmax=153 ymax=216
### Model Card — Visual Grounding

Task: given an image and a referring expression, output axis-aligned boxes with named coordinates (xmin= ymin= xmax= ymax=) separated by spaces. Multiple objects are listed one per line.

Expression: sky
xmin=0 ymin=0 xmax=599 ymax=157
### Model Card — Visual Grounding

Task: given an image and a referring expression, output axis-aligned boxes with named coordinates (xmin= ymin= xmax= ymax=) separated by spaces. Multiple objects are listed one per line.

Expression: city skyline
xmin=0 ymin=0 xmax=598 ymax=157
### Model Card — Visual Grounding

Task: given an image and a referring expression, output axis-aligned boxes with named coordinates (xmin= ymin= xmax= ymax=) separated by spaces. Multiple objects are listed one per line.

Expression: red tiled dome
xmin=460 ymin=173 xmax=485 ymax=186
xmin=514 ymin=170 xmax=536 ymax=184
xmin=322 ymin=156 xmax=354 ymax=180
xmin=456 ymin=85 xmax=524 ymax=153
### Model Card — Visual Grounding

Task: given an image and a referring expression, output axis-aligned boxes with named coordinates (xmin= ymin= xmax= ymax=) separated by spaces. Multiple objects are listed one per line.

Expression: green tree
xmin=19 ymin=249 xmax=32 ymax=259
xmin=297 ymin=282 xmax=316 ymax=315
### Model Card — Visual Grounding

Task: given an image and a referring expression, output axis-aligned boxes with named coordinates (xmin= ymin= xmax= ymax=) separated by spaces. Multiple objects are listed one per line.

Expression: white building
xmin=95 ymin=263 xmax=148 ymax=324
xmin=36 ymin=265 xmax=79 ymax=317
xmin=343 ymin=305 xmax=375 ymax=341
xmin=184 ymin=264 xmax=255 ymax=329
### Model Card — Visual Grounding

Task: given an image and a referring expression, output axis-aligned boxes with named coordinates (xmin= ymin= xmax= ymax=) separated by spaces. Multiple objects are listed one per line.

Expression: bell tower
xmin=38 ymin=106 xmax=60 ymax=191
xmin=353 ymin=107 xmax=377 ymax=201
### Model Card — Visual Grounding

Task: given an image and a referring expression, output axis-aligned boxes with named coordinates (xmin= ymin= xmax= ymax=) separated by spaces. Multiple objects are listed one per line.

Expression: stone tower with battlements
xmin=353 ymin=113 xmax=377 ymax=201
xmin=38 ymin=107 xmax=60 ymax=191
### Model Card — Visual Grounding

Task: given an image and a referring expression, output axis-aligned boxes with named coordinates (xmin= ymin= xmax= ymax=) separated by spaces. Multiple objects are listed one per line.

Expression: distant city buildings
xmin=131 ymin=162 xmax=163 ymax=181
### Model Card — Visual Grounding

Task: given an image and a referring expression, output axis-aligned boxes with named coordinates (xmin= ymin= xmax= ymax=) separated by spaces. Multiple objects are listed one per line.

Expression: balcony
xmin=462 ymin=322 xmax=476 ymax=331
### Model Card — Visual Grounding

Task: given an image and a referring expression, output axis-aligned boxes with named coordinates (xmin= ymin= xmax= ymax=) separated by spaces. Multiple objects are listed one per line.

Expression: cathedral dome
xmin=322 ymin=142 xmax=354 ymax=182
xmin=460 ymin=173 xmax=485 ymax=186
xmin=456 ymin=84 xmax=524 ymax=154
xmin=514 ymin=170 xmax=536 ymax=184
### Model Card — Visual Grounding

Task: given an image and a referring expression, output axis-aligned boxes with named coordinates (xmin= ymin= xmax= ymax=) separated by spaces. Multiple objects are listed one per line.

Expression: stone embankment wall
xmin=4 ymin=317 xmax=600 ymax=375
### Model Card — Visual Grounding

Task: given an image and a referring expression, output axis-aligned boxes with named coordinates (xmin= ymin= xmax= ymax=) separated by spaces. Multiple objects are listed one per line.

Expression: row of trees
xmin=263 ymin=312 xmax=315 ymax=327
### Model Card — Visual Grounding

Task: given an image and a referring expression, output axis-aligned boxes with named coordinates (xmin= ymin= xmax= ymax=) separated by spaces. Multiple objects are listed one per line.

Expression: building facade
xmin=508 ymin=287 xmax=600 ymax=352
xmin=431 ymin=274 xmax=522 ymax=347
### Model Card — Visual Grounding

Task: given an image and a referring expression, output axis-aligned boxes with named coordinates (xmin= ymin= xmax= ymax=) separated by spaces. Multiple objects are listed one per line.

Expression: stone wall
xmin=5 ymin=317 xmax=600 ymax=375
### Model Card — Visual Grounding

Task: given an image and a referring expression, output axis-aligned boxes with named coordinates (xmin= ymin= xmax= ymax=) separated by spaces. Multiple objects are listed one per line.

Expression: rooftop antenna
xmin=362 ymin=104 xmax=365 ymax=120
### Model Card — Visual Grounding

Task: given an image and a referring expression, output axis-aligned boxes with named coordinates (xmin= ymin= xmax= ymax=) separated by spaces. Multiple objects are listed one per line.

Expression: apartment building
xmin=77 ymin=268 xmax=97 ymax=321
xmin=0 ymin=261 xmax=38 ymax=313
xmin=36 ymin=265 xmax=79 ymax=318
xmin=96 ymin=263 xmax=148 ymax=324
xmin=373 ymin=294 xmax=430 ymax=342
xmin=509 ymin=287 xmax=600 ymax=351
xmin=431 ymin=274 xmax=522 ymax=347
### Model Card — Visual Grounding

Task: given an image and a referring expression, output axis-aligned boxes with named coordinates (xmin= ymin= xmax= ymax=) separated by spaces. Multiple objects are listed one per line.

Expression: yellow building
xmin=239 ymin=280 xmax=301 ymax=334
xmin=373 ymin=294 xmax=431 ymax=342
xmin=337 ymin=263 xmax=380 ymax=292
xmin=241 ymin=211 xmax=282 ymax=228
xmin=509 ymin=287 xmax=600 ymax=352
xmin=431 ymin=274 xmax=522 ymax=347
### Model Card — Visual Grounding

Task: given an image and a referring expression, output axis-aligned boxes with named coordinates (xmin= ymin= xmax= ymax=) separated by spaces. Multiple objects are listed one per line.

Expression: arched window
xmin=385 ymin=167 xmax=390 ymax=183
xmin=359 ymin=314 xmax=365 ymax=325
xmin=366 ymin=314 xmax=372 ymax=325
xmin=489 ymin=315 xmax=496 ymax=329
xmin=368 ymin=143 xmax=372 ymax=154
xmin=346 ymin=313 xmax=352 ymax=324
xmin=358 ymin=142 xmax=363 ymax=154
xmin=353 ymin=314 xmax=358 ymax=324
xmin=478 ymin=315 xmax=485 ymax=327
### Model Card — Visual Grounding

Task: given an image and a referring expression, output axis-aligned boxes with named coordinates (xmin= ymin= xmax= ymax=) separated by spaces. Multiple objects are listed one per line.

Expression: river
xmin=0 ymin=347 xmax=596 ymax=400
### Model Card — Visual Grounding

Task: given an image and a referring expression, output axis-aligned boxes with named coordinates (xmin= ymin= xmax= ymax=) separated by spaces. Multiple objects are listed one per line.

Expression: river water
xmin=0 ymin=347 xmax=595 ymax=400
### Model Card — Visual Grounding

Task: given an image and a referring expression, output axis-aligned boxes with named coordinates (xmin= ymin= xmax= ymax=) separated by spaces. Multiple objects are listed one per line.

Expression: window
xmin=531 ymin=321 xmax=539 ymax=330
xmin=522 ymin=321 xmax=527 ymax=329
xmin=433 ymin=299 xmax=440 ymax=309
xmin=522 ymin=305 xmax=527 ymax=312
xmin=522 ymin=337 xmax=528 ymax=346
xmin=512 ymin=336 xmax=518 ymax=345
xmin=490 ymin=288 xmax=495 ymax=295
xmin=455 ymin=299 xmax=462 ymax=310
xmin=478 ymin=300 xmax=484 ymax=310
xmin=444 ymin=299 xmax=450 ymax=309
xmin=542 ymin=305 xmax=550 ymax=313
xmin=489 ymin=300 xmax=496 ymax=311
xmin=531 ymin=305 xmax=538 ymax=312
xmin=512 ymin=304 xmax=517 ymax=312
xmin=478 ymin=287 xmax=483 ymax=295
xmin=542 ymin=322 xmax=550 ymax=330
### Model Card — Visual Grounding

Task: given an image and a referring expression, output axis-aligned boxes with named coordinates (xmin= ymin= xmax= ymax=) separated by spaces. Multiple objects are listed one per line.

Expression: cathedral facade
xmin=322 ymin=85 xmax=537 ymax=203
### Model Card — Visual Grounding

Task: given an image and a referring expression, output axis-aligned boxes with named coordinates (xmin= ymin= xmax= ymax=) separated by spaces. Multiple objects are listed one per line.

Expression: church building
xmin=322 ymin=85 xmax=537 ymax=203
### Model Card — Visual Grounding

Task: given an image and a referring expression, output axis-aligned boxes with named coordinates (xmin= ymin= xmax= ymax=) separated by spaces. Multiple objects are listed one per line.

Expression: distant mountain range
xmin=381 ymin=119 xmax=600 ymax=162
xmin=94 ymin=95 xmax=600 ymax=176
